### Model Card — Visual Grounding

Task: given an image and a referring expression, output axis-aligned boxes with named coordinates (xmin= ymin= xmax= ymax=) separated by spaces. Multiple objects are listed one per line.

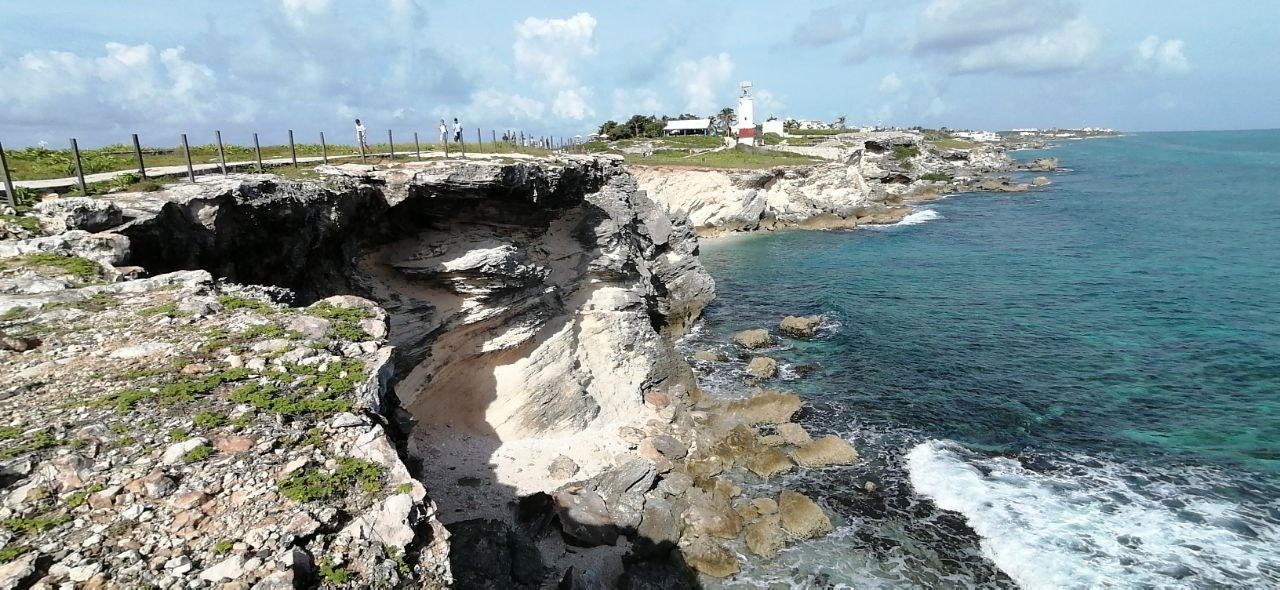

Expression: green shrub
xmin=193 ymin=411 xmax=225 ymax=428
xmin=217 ymin=295 xmax=272 ymax=313
xmin=184 ymin=444 xmax=212 ymax=463
xmin=1 ymin=512 xmax=72 ymax=535
xmin=278 ymin=457 xmax=386 ymax=503
xmin=920 ymin=172 xmax=952 ymax=182
xmin=891 ymin=146 xmax=921 ymax=160
xmin=0 ymin=431 xmax=62 ymax=458
xmin=0 ymin=544 xmax=31 ymax=563
xmin=212 ymin=539 xmax=236 ymax=555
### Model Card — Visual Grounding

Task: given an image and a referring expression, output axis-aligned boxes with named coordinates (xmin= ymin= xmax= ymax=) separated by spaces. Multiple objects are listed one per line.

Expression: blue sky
xmin=1 ymin=0 xmax=1276 ymax=147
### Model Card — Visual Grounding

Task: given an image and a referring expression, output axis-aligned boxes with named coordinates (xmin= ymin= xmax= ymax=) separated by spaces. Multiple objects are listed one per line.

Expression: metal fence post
xmin=253 ymin=133 xmax=263 ymax=172
xmin=131 ymin=133 xmax=146 ymax=179
xmin=0 ymin=142 xmax=15 ymax=210
xmin=476 ymin=128 xmax=482 ymax=153
xmin=215 ymin=130 xmax=227 ymax=175
xmin=388 ymin=130 xmax=395 ymax=160
xmin=288 ymin=130 xmax=298 ymax=169
xmin=443 ymin=130 xmax=449 ymax=158
xmin=70 ymin=138 xmax=88 ymax=195
xmin=320 ymin=132 xmax=328 ymax=164
xmin=491 ymin=130 xmax=497 ymax=151
xmin=181 ymin=134 xmax=195 ymax=183
xmin=414 ymin=132 xmax=421 ymax=161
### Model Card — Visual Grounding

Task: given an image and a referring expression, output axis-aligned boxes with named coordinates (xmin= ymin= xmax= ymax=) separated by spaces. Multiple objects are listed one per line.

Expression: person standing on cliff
xmin=354 ymin=119 xmax=369 ymax=155
xmin=438 ymin=119 xmax=447 ymax=146
xmin=452 ymin=118 xmax=463 ymax=143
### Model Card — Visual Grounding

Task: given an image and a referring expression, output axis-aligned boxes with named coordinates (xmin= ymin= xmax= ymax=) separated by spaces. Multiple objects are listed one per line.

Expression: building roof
xmin=663 ymin=119 xmax=713 ymax=131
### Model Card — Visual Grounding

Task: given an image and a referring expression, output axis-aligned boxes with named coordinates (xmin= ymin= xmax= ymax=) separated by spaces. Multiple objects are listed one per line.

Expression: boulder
xmin=648 ymin=435 xmax=688 ymax=461
xmin=778 ymin=490 xmax=833 ymax=539
xmin=776 ymin=423 xmax=812 ymax=446
xmin=1026 ymin=157 xmax=1059 ymax=171
xmin=745 ymin=448 xmax=794 ymax=479
xmin=693 ymin=350 xmax=727 ymax=362
xmin=791 ymin=435 xmax=859 ymax=468
xmin=744 ymin=515 xmax=786 ymax=558
xmin=678 ymin=535 xmax=739 ymax=578
xmin=547 ymin=455 xmax=580 ymax=479
xmin=33 ymin=198 xmax=122 ymax=232
xmin=725 ymin=391 xmax=804 ymax=425
xmin=551 ymin=488 xmax=618 ymax=546
xmin=744 ymin=356 xmax=778 ymax=380
xmin=732 ymin=329 xmax=773 ymax=349
xmin=1032 ymin=176 xmax=1051 ymax=186
xmin=779 ymin=315 xmax=822 ymax=339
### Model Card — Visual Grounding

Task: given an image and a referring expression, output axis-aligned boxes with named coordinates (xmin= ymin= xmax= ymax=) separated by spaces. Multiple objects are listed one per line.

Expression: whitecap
xmin=906 ymin=440 xmax=1280 ymax=589
xmin=893 ymin=209 xmax=941 ymax=226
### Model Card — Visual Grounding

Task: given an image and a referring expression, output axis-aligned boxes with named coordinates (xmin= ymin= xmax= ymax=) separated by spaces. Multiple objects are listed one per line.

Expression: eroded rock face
xmin=109 ymin=158 xmax=714 ymax=441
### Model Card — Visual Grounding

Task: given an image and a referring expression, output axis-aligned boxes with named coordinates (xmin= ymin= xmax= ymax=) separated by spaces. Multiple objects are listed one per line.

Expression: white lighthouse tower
xmin=736 ymin=81 xmax=756 ymax=146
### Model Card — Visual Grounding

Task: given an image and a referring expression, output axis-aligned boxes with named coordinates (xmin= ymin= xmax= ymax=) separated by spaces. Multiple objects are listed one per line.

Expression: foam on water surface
xmin=907 ymin=440 xmax=1280 ymax=589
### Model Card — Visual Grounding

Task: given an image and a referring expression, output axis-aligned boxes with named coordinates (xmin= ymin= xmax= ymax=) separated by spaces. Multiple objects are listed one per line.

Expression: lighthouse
xmin=736 ymin=81 xmax=756 ymax=146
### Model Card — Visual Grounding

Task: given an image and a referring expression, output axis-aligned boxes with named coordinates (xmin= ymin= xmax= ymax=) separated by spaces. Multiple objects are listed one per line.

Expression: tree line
xmin=596 ymin=108 xmax=739 ymax=140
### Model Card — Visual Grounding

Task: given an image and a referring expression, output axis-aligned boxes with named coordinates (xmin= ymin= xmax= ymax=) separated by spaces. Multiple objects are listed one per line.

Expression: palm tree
xmin=834 ymin=115 xmax=848 ymax=129
xmin=718 ymin=107 xmax=736 ymax=133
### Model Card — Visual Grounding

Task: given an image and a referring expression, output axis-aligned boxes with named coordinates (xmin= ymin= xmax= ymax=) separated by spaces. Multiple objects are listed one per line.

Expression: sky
xmin=1 ymin=0 xmax=1277 ymax=148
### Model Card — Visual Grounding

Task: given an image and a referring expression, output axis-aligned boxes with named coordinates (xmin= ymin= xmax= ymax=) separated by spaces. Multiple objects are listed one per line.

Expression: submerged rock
xmin=725 ymin=390 xmax=804 ymax=425
xmin=745 ymin=356 xmax=778 ymax=379
xmin=792 ymin=435 xmax=860 ymax=468
xmin=778 ymin=490 xmax=833 ymax=539
xmin=779 ymin=315 xmax=822 ymax=339
xmin=745 ymin=515 xmax=786 ymax=558
xmin=733 ymin=329 xmax=773 ymax=349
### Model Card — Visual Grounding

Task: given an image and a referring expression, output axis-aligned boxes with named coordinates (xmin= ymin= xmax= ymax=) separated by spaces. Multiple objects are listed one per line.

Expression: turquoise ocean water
xmin=683 ymin=130 xmax=1280 ymax=588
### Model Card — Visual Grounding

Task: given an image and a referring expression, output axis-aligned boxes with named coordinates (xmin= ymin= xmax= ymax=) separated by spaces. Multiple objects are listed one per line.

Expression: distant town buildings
xmin=953 ymin=130 xmax=1000 ymax=142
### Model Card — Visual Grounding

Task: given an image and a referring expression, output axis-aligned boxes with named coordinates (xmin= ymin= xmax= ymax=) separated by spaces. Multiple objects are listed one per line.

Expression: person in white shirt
xmin=452 ymin=118 xmax=463 ymax=143
xmin=438 ymin=119 xmax=447 ymax=145
xmin=354 ymin=119 xmax=368 ymax=154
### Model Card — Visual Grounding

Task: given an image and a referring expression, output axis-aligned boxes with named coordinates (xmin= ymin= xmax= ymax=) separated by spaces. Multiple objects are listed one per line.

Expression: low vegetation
xmin=625 ymin=145 xmax=822 ymax=169
xmin=0 ymin=252 xmax=102 ymax=283
xmin=277 ymin=457 xmax=386 ymax=503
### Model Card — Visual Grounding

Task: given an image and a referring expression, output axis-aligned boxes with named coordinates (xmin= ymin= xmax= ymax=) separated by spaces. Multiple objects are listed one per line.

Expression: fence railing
xmin=0 ymin=126 xmax=589 ymax=209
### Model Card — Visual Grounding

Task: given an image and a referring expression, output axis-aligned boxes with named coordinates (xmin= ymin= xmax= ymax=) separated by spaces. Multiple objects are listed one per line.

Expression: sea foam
xmin=894 ymin=209 xmax=941 ymax=226
xmin=907 ymin=440 xmax=1280 ymax=589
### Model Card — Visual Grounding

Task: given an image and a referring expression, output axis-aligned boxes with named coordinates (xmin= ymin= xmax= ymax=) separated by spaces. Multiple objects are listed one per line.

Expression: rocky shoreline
xmin=0 ymin=155 xmax=880 ymax=588
xmin=633 ymin=131 xmax=1057 ymax=237
xmin=0 ymin=143 xmax=1067 ymax=587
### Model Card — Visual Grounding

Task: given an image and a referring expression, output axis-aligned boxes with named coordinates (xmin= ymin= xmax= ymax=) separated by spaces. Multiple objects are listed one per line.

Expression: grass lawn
xmin=625 ymin=147 xmax=822 ymax=169
xmin=925 ymin=138 xmax=977 ymax=150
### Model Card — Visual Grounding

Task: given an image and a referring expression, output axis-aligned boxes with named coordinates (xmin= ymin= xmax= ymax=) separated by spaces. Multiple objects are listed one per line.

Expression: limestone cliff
xmin=0 ymin=156 xmax=716 ymax=588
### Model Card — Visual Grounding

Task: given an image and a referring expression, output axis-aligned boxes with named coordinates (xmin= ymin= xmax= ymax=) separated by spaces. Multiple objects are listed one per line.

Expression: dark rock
xmin=558 ymin=566 xmax=606 ymax=590
xmin=648 ymin=435 xmax=688 ymax=461
xmin=447 ymin=519 xmax=545 ymax=589
xmin=552 ymin=488 xmax=619 ymax=546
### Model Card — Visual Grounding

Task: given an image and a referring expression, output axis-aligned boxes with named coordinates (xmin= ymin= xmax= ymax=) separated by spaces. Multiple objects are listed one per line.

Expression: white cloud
xmin=755 ymin=89 xmax=786 ymax=115
xmin=1135 ymin=35 xmax=1189 ymax=72
xmin=945 ymin=16 xmax=1100 ymax=75
xmin=0 ymin=42 xmax=254 ymax=130
xmin=791 ymin=3 xmax=868 ymax=47
xmin=673 ymin=53 xmax=734 ymax=114
xmin=610 ymin=88 xmax=666 ymax=119
xmin=469 ymin=89 xmax=546 ymax=121
xmin=279 ymin=0 xmax=331 ymax=29
xmin=914 ymin=0 xmax=1100 ymax=75
xmin=879 ymin=73 xmax=903 ymax=92
xmin=513 ymin=13 xmax=597 ymax=90
xmin=552 ymin=87 xmax=594 ymax=120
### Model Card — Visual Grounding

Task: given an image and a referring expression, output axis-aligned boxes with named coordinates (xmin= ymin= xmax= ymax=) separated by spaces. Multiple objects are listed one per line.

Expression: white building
xmin=954 ymin=130 xmax=1000 ymax=142
xmin=761 ymin=119 xmax=784 ymax=136
xmin=662 ymin=119 xmax=714 ymax=136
